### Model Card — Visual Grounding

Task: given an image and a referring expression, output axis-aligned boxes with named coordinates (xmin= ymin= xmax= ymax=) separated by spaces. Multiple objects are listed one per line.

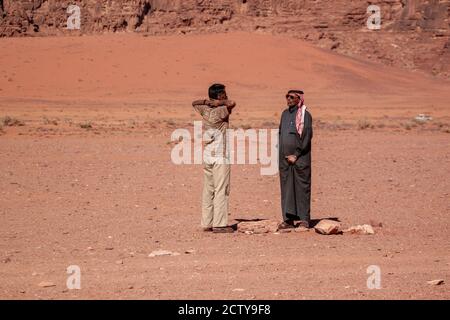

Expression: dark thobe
xmin=278 ymin=105 xmax=313 ymax=222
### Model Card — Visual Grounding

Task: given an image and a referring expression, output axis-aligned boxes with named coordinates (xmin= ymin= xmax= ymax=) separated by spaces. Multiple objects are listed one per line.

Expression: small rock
xmin=38 ymin=281 xmax=56 ymax=288
xmin=148 ymin=249 xmax=180 ymax=257
xmin=279 ymin=228 xmax=295 ymax=233
xmin=427 ymin=279 xmax=444 ymax=286
xmin=369 ymin=220 xmax=383 ymax=228
xmin=2 ymin=257 xmax=11 ymax=263
xmin=184 ymin=249 xmax=196 ymax=254
xmin=314 ymin=219 xmax=341 ymax=235
xmin=295 ymin=226 xmax=310 ymax=233
xmin=115 ymin=260 xmax=123 ymax=265
xmin=105 ymin=247 xmax=114 ymax=250
xmin=343 ymin=224 xmax=375 ymax=235
xmin=237 ymin=220 xmax=279 ymax=234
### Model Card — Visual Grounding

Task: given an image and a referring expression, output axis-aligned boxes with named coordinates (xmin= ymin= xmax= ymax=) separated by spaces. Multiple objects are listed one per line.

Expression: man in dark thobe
xmin=278 ymin=90 xmax=313 ymax=230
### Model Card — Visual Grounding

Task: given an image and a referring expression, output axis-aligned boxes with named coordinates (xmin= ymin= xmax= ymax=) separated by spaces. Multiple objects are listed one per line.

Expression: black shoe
xmin=278 ymin=220 xmax=295 ymax=230
xmin=297 ymin=220 xmax=310 ymax=228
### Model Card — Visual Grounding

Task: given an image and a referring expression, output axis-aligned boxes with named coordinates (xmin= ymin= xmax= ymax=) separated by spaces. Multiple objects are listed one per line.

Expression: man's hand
xmin=206 ymin=99 xmax=236 ymax=109
xmin=206 ymin=100 xmax=220 ymax=107
xmin=285 ymin=155 xmax=297 ymax=164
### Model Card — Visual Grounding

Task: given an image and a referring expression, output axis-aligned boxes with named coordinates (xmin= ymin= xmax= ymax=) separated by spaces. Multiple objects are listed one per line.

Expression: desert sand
xmin=0 ymin=32 xmax=449 ymax=299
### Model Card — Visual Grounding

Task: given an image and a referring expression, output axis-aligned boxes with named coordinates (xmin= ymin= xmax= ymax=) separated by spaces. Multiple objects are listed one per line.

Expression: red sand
xmin=0 ymin=33 xmax=449 ymax=299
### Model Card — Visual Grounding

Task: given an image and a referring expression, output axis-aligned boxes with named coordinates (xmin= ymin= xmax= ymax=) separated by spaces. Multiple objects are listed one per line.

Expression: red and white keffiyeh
xmin=293 ymin=93 xmax=307 ymax=137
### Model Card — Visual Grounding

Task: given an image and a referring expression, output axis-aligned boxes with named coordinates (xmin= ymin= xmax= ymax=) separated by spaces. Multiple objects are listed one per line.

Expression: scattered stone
xmin=314 ymin=219 xmax=341 ymax=235
xmin=343 ymin=224 xmax=375 ymax=235
xmin=369 ymin=220 xmax=383 ymax=228
xmin=427 ymin=279 xmax=444 ymax=286
xmin=279 ymin=228 xmax=295 ymax=233
xmin=38 ymin=281 xmax=56 ymax=288
xmin=295 ymin=226 xmax=310 ymax=233
xmin=237 ymin=220 xmax=279 ymax=234
xmin=414 ymin=114 xmax=432 ymax=122
xmin=148 ymin=249 xmax=180 ymax=257
xmin=2 ymin=257 xmax=11 ymax=263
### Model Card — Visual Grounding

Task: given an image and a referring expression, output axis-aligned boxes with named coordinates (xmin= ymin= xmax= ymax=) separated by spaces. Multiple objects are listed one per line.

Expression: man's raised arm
xmin=207 ymin=100 xmax=236 ymax=114
xmin=192 ymin=99 xmax=208 ymax=107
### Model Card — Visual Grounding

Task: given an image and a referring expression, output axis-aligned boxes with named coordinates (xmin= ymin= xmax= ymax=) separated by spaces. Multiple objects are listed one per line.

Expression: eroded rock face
xmin=0 ymin=0 xmax=449 ymax=78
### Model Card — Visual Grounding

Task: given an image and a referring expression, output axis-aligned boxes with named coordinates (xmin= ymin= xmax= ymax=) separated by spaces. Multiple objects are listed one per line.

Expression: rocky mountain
xmin=1 ymin=0 xmax=449 ymax=78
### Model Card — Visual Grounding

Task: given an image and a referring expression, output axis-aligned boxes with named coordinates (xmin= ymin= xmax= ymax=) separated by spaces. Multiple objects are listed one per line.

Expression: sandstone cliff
xmin=1 ymin=0 xmax=449 ymax=78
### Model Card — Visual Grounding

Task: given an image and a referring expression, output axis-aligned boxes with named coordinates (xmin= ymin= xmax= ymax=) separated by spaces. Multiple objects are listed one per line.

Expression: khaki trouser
xmin=201 ymin=161 xmax=231 ymax=228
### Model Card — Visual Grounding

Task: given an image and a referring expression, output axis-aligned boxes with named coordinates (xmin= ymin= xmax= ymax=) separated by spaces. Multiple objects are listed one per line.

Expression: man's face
xmin=286 ymin=93 xmax=300 ymax=107
xmin=217 ymin=90 xmax=228 ymax=100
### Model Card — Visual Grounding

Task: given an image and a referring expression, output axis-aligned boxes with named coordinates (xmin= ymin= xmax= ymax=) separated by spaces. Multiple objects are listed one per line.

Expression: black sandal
xmin=278 ymin=221 xmax=295 ymax=230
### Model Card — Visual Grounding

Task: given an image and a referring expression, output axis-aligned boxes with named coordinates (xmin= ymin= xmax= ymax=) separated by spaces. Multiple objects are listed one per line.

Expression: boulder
xmin=237 ymin=220 xmax=279 ymax=234
xmin=314 ymin=219 xmax=341 ymax=235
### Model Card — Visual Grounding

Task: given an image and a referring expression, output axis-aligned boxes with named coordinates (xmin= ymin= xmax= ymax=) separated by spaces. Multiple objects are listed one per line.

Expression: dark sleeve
xmin=278 ymin=112 xmax=283 ymax=134
xmin=294 ymin=112 xmax=313 ymax=158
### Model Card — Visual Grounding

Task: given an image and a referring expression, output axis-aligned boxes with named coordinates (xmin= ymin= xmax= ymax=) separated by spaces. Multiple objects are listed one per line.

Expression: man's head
xmin=286 ymin=90 xmax=304 ymax=107
xmin=209 ymin=83 xmax=227 ymax=100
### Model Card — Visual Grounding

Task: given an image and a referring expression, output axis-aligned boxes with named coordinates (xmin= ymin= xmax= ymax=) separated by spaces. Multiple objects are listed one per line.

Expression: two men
xmin=192 ymin=85 xmax=313 ymax=232
xmin=192 ymin=84 xmax=236 ymax=233
xmin=278 ymin=90 xmax=313 ymax=230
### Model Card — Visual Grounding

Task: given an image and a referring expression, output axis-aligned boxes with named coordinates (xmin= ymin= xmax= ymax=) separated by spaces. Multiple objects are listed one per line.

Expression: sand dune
xmin=1 ymin=32 xmax=449 ymax=121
